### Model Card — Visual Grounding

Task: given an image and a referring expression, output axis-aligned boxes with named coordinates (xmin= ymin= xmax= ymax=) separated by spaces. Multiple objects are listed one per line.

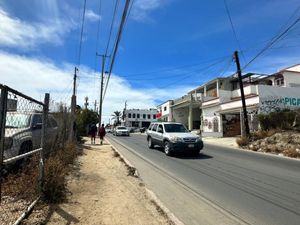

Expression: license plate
xmin=188 ymin=144 xmax=194 ymax=148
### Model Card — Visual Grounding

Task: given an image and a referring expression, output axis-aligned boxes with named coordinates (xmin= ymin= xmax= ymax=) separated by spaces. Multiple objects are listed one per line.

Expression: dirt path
xmin=42 ymin=139 xmax=172 ymax=225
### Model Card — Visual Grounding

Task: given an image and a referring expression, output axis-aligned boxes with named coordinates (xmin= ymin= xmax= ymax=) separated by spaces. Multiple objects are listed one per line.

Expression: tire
xmin=192 ymin=150 xmax=200 ymax=156
xmin=16 ymin=142 xmax=32 ymax=168
xmin=148 ymin=137 xmax=154 ymax=149
xmin=164 ymin=141 xmax=172 ymax=156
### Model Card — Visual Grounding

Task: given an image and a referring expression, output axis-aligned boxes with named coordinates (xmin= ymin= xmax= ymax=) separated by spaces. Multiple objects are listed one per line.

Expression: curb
xmin=146 ymin=188 xmax=185 ymax=225
xmin=106 ymin=138 xmax=185 ymax=225
xmin=203 ymin=139 xmax=300 ymax=161
xmin=107 ymin=139 xmax=139 ymax=178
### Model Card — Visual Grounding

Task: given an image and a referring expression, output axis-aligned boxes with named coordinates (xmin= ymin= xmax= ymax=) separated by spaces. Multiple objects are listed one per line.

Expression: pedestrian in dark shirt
xmin=98 ymin=124 xmax=106 ymax=145
xmin=89 ymin=123 xmax=97 ymax=144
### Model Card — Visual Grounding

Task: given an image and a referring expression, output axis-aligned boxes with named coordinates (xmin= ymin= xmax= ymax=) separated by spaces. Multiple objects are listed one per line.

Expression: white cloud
xmin=131 ymin=0 xmax=170 ymax=22
xmin=0 ymin=8 xmax=74 ymax=49
xmin=85 ymin=9 xmax=101 ymax=22
xmin=0 ymin=51 xmax=192 ymax=124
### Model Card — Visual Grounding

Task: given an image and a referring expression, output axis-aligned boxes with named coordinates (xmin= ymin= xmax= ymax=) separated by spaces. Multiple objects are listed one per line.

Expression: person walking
xmin=98 ymin=124 xmax=106 ymax=145
xmin=89 ymin=123 xmax=97 ymax=144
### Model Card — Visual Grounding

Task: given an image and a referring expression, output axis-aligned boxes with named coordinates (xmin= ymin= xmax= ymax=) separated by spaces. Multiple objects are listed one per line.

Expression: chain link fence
xmin=0 ymin=84 xmax=49 ymax=225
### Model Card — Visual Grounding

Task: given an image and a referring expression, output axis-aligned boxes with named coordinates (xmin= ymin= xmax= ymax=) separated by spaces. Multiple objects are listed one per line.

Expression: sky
xmin=0 ymin=0 xmax=300 ymax=124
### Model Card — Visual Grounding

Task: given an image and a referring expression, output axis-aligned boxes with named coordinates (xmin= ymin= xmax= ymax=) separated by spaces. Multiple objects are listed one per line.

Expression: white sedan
xmin=113 ymin=126 xmax=130 ymax=136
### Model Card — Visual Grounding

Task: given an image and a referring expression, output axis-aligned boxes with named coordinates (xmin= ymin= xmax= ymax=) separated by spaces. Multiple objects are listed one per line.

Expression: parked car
xmin=3 ymin=112 xmax=59 ymax=161
xmin=140 ymin=127 xmax=146 ymax=133
xmin=113 ymin=126 xmax=130 ymax=136
xmin=146 ymin=122 xmax=203 ymax=156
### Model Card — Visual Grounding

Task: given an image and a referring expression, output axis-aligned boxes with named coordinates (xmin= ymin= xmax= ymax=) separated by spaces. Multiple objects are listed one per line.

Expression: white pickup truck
xmin=3 ymin=112 xmax=58 ymax=161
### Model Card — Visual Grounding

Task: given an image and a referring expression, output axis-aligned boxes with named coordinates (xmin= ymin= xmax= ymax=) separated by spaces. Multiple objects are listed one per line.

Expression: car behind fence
xmin=0 ymin=84 xmax=70 ymax=225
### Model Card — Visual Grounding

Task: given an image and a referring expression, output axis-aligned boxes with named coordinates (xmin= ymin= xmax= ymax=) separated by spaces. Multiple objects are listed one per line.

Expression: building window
xmin=275 ymin=74 xmax=284 ymax=86
xmin=153 ymin=114 xmax=156 ymax=119
xmin=164 ymin=106 xmax=167 ymax=111
xmin=143 ymin=114 xmax=146 ymax=119
xmin=147 ymin=114 xmax=150 ymax=119
xmin=137 ymin=114 xmax=140 ymax=119
xmin=128 ymin=113 xmax=131 ymax=118
xmin=133 ymin=113 xmax=136 ymax=118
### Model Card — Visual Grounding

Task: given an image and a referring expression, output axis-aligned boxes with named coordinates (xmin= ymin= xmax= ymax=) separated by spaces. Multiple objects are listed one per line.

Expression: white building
xmin=200 ymin=64 xmax=300 ymax=137
xmin=123 ymin=108 xmax=158 ymax=128
xmin=159 ymin=64 xmax=300 ymax=137
xmin=156 ymin=100 xmax=174 ymax=122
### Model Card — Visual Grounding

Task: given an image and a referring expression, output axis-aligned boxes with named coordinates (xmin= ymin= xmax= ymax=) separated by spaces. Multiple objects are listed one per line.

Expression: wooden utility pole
xmin=97 ymin=54 xmax=108 ymax=127
xmin=233 ymin=51 xmax=250 ymax=136
xmin=69 ymin=67 xmax=78 ymax=142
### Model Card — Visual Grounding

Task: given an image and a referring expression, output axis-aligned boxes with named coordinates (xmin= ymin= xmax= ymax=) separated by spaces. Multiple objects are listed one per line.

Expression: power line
xmin=118 ymin=55 xmax=231 ymax=78
xmin=77 ymin=0 xmax=87 ymax=66
xmin=157 ymin=57 xmax=230 ymax=89
xmin=102 ymin=0 xmax=131 ymax=101
xmin=243 ymin=16 xmax=300 ymax=70
xmin=105 ymin=0 xmax=120 ymax=56
xmin=93 ymin=0 xmax=102 ymax=101
xmin=223 ymin=0 xmax=246 ymax=63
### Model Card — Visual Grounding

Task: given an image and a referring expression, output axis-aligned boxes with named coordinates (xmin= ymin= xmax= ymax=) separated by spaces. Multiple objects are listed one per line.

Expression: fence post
xmin=39 ymin=93 xmax=49 ymax=195
xmin=0 ymin=86 xmax=8 ymax=202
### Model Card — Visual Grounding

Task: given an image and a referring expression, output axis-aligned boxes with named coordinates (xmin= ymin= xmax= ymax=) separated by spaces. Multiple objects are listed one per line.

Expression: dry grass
xmin=42 ymin=144 xmax=79 ymax=203
xmin=251 ymin=129 xmax=279 ymax=141
xmin=283 ymin=148 xmax=300 ymax=158
xmin=2 ymin=155 xmax=39 ymax=200
xmin=236 ymin=136 xmax=249 ymax=146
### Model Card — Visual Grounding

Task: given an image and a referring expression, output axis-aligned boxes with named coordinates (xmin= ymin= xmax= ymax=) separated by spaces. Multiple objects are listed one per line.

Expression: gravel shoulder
xmin=25 ymin=138 xmax=173 ymax=225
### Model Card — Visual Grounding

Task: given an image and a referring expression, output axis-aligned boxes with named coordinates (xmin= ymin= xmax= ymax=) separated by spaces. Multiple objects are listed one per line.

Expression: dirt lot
xmin=24 ymin=138 xmax=173 ymax=225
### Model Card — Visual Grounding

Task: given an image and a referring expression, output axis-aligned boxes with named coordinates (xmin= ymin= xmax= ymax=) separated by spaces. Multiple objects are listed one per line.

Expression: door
xmin=31 ymin=114 xmax=42 ymax=150
xmin=156 ymin=124 xmax=164 ymax=145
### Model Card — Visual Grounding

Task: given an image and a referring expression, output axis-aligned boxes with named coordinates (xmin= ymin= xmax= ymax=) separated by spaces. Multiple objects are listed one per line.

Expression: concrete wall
xmin=173 ymin=107 xmax=189 ymax=127
xmin=201 ymin=105 xmax=223 ymax=137
xmin=283 ymin=71 xmax=300 ymax=87
xmin=258 ymin=85 xmax=300 ymax=113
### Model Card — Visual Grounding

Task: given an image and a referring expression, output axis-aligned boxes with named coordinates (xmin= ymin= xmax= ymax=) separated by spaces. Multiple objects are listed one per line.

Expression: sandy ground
xmin=25 ymin=138 xmax=172 ymax=225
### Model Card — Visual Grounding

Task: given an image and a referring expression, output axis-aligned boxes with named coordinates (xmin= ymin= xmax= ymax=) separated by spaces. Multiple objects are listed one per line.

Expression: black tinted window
xmin=164 ymin=124 xmax=188 ymax=133
xmin=32 ymin=114 xmax=42 ymax=126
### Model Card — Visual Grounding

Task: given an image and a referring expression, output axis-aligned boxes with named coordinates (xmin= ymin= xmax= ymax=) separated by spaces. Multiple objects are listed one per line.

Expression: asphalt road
xmin=107 ymin=133 xmax=300 ymax=225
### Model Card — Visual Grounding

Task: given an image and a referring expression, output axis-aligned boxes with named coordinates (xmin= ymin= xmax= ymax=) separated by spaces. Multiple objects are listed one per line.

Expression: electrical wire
xmin=243 ymin=16 xmax=300 ymax=70
xmin=223 ymin=0 xmax=246 ymax=63
xmin=77 ymin=0 xmax=87 ymax=66
xmin=102 ymin=0 xmax=131 ymax=101
xmin=118 ymin=55 xmax=231 ymax=78
xmin=157 ymin=57 xmax=230 ymax=89
xmin=105 ymin=0 xmax=120 ymax=56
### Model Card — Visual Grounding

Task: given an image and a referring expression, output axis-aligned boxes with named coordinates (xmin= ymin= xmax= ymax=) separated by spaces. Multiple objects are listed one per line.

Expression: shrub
xmin=236 ymin=136 xmax=249 ymax=146
xmin=283 ymin=148 xmax=300 ymax=158
xmin=258 ymin=109 xmax=297 ymax=131
xmin=42 ymin=144 xmax=79 ymax=203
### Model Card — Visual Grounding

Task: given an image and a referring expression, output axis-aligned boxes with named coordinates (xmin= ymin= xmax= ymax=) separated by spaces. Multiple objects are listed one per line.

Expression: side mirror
xmin=32 ymin=123 xmax=42 ymax=130
xmin=158 ymin=129 xmax=163 ymax=134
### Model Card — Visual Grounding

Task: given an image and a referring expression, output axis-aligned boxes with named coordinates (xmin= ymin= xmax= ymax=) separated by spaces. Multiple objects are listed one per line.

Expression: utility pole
xmin=97 ymin=53 xmax=108 ymax=128
xmin=69 ymin=67 xmax=78 ymax=142
xmin=233 ymin=51 xmax=250 ymax=136
xmin=84 ymin=96 xmax=89 ymax=109
xmin=123 ymin=100 xmax=127 ymax=125
xmin=94 ymin=100 xmax=97 ymax=112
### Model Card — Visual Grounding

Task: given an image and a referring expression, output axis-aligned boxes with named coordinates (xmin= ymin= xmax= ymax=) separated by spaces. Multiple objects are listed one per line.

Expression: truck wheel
xmin=148 ymin=137 xmax=154 ymax=149
xmin=16 ymin=142 xmax=32 ymax=168
xmin=164 ymin=141 xmax=172 ymax=156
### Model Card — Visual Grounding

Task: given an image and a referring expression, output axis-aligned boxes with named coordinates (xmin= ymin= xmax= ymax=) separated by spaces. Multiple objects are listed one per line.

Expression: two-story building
xmin=157 ymin=64 xmax=300 ymax=137
xmin=200 ymin=64 xmax=300 ymax=137
xmin=156 ymin=100 xmax=174 ymax=122
xmin=123 ymin=108 xmax=158 ymax=128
